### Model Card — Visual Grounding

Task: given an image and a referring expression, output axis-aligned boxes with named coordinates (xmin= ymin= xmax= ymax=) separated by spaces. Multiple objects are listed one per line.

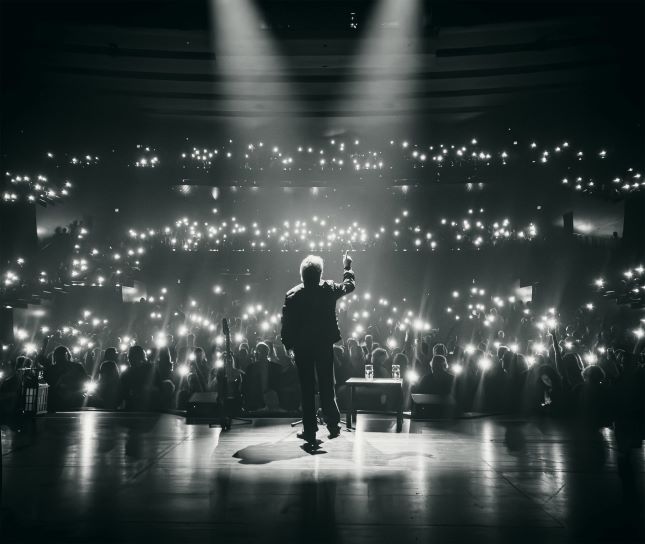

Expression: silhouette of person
xmin=281 ymin=252 xmax=355 ymax=445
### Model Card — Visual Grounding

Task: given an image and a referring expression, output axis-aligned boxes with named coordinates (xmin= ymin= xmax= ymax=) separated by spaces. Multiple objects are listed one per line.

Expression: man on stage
xmin=281 ymin=251 xmax=355 ymax=446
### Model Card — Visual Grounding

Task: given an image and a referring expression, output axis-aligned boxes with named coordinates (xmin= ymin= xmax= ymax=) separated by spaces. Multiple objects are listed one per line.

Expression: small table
xmin=345 ymin=378 xmax=404 ymax=432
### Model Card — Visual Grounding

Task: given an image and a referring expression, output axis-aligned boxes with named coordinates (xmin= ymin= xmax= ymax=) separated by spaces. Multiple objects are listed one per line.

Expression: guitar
xmin=218 ymin=318 xmax=244 ymax=419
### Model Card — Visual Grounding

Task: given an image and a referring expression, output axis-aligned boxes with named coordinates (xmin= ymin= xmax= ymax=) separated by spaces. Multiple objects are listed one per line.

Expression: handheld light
xmin=584 ymin=353 xmax=598 ymax=365
xmin=405 ymin=369 xmax=419 ymax=384
xmin=478 ymin=357 xmax=492 ymax=371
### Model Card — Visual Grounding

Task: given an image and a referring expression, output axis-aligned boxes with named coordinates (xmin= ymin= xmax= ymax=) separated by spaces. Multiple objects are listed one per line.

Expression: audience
xmin=121 ymin=345 xmax=161 ymax=411
xmin=1 ymin=298 xmax=643 ymax=445
xmin=43 ymin=345 xmax=89 ymax=411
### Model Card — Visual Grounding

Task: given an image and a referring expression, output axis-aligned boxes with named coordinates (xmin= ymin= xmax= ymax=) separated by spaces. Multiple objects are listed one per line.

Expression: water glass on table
xmin=391 ymin=364 xmax=401 ymax=380
xmin=364 ymin=364 xmax=374 ymax=379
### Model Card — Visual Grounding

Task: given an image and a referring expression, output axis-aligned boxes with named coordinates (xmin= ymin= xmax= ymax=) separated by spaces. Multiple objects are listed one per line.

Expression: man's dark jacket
xmin=281 ymin=269 xmax=355 ymax=350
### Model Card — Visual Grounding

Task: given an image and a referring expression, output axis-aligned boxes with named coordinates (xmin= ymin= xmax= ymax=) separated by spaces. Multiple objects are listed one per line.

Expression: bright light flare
xmin=478 ymin=357 xmax=492 ymax=371
xmin=584 ymin=352 xmax=598 ymax=365
xmin=405 ymin=369 xmax=419 ymax=384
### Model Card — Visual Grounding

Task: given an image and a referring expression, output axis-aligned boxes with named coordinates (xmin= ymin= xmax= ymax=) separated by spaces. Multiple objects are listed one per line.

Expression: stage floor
xmin=1 ymin=412 xmax=644 ymax=543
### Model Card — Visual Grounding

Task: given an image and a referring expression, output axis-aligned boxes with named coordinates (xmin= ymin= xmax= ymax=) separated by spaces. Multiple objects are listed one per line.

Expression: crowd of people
xmin=1 ymin=208 xmax=540 ymax=303
xmin=1 ymin=293 xmax=643 ymax=440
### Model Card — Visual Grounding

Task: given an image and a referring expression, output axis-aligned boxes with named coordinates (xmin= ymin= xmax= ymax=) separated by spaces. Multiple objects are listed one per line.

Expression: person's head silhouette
xmin=300 ymin=255 xmax=323 ymax=287
xmin=53 ymin=345 xmax=71 ymax=366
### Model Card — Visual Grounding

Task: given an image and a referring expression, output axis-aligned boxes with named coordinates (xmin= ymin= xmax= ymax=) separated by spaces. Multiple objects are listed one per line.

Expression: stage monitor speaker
xmin=562 ymin=211 xmax=574 ymax=235
xmin=186 ymin=392 xmax=221 ymax=420
xmin=411 ymin=393 xmax=457 ymax=419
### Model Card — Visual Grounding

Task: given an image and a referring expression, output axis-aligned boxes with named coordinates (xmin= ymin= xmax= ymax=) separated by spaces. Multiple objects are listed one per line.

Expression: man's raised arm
xmin=333 ymin=251 xmax=355 ymax=299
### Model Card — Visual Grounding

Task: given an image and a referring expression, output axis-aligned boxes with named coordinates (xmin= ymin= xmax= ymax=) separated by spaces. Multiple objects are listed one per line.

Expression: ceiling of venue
xmin=2 ymin=0 xmax=643 ymax=147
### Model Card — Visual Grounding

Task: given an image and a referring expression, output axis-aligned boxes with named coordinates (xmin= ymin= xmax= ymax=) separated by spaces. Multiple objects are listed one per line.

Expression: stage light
xmin=451 ymin=363 xmax=463 ymax=375
xmin=84 ymin=381 xmax=97 ymax=394
xmin=564 ymin=341 xmax=573 ymax=350
xmin=386 ymin=337 xmax=397 ymax=349
xmin=178 ymin=365 xmax=189 ymax=377
xmin=634 ymin=328 xmax=645 ymax=339
xmin=464 ymin=344 xmax=475 ymax=355
xmin=210 ymin=0 xmax=298 ymax=122
xmin=526 ymin=356 xmax=536 ymax=367
xmin=339 ymin=0 xmax=423 ymax=126
xmin=120 ymin=364 xmax=128 ymax=373
xmin=478 ymin=357 xmax=492 ymax=371
xmin=405 ymin=369 xmax=419 ymax=384
xmin=234 ymin=332 xmax=244 ymax=343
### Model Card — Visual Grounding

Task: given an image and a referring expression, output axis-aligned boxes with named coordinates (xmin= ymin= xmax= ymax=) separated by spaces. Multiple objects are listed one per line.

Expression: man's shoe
xmin=297 ymin=431 xmax=317 ymax=443
xmin=328 ymin=426 xmax=341 ymax=439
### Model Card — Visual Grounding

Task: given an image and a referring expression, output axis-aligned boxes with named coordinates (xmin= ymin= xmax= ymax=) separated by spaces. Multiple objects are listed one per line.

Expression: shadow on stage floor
xmin=1 ymin=412 xmax=643 ymax=543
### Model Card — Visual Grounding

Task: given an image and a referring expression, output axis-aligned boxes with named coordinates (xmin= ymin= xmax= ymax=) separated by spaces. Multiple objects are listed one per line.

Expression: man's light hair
xmin=300 ymin=255 xmax=324 ymax=286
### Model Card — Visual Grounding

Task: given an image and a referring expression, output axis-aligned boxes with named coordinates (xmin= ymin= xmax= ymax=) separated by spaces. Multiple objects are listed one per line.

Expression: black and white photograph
xmin=0 ymin=1 xmax=644 ymax=542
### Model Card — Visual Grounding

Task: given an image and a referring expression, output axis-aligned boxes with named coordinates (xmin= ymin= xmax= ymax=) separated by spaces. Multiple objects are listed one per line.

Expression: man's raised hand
xmin=343 ymin=250 xmax=352 ymax=270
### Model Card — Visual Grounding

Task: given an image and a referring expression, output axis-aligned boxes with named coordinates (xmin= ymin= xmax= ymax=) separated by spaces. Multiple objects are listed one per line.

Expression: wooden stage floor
xmin=1 ymin=412 xmax=644 ymax=543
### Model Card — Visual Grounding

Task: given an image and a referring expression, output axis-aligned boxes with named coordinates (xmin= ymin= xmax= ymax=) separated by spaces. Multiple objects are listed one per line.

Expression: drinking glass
xmin=391 ymin=364 xmax=401 ymax=380
xmin=365 ymin=364 xmax=374 ymax=379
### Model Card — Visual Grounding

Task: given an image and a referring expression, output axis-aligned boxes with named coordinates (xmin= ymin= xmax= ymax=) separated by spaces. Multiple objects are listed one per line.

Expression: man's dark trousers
xmin=294 ymin=342 xmax=341 ymax=437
